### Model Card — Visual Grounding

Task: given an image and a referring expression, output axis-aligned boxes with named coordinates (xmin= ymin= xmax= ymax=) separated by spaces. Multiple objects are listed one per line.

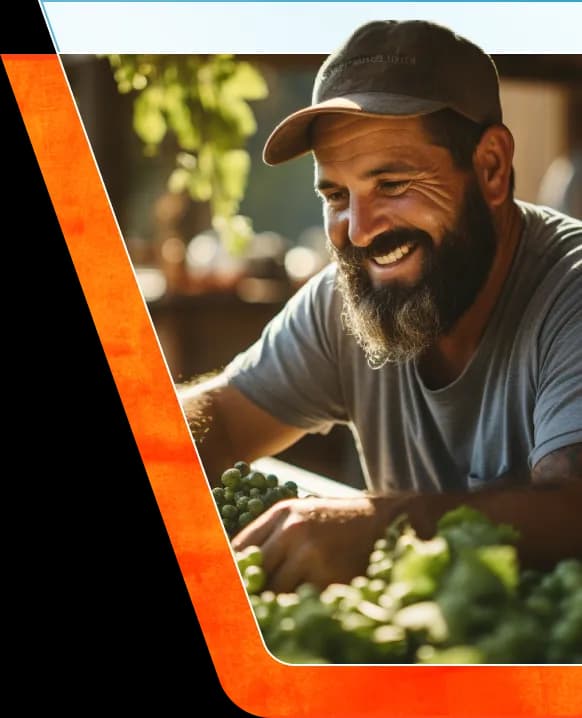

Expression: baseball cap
xmin=263 ymin=19 xmax=502 ymax=165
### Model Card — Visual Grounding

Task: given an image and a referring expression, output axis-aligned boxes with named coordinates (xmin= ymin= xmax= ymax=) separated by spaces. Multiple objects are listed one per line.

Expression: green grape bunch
xmin=211 ymin=460 xmax=299 ymax=538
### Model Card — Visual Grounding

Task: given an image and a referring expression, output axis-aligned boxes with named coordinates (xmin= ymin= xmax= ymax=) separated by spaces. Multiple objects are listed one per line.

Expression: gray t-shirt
xmin=225 ymin=201 xmax=582 ymax=493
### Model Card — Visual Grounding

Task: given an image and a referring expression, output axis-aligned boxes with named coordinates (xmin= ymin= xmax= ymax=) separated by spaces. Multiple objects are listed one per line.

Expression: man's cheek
xmin=396 ymin=191 xmax=456 ymax=242
xmin=324 ymin=212 xmax=345 ymax=249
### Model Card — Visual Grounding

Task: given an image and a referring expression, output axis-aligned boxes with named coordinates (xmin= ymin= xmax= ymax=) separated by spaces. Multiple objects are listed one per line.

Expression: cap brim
xmin=263 ymin=93 xmax=447 ymax=166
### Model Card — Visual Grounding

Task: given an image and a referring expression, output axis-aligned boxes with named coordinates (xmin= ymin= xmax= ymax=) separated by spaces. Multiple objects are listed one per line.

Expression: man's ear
xmin=473 ymin=124 xmax=515 ymax=207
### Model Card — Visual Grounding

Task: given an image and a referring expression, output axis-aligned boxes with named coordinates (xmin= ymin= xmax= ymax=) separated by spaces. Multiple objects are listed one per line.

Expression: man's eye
xmin=379 ymin=180 xmax=411 ymax=195
xmin=322 ymin=191 xmax=346 ymax=205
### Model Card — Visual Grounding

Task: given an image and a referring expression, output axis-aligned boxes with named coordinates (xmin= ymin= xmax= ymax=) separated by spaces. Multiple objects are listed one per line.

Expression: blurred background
xmin=62 ymin=53 xmax=582 ymax=489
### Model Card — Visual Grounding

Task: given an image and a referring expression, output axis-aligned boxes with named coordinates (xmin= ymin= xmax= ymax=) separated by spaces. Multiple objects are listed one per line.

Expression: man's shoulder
xmin=509 ymin=201 xmax=581 ymax=343
xmin=290 ymin=261 xmax=339 ymax=306
xmin=516 ymin=200 xmax=582 ymax=279
xmin=517 ymin=199 xmax=582 ymax=242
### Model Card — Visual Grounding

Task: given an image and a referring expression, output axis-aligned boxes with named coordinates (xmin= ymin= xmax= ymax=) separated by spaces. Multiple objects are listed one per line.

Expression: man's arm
xmin=177 ymin=372 xmax=306 ymax=485
xmin=398 ymin=445 xmax=582 ymax=569
xmin=232 ymin=444 xmax=582 ymax=592
xmin=531 ymin=444 xmax=582 ymax=483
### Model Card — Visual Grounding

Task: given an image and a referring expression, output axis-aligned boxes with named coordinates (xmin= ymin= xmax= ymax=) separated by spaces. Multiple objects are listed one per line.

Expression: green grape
xmin=248 ymin=471 xmax=267 ymax=489
xmin=211 ymin=486 xmax=225 ymax=505
xmin=221 ymin=503 xmax=238 ymax=520
xmin=244 ymin=564 xmax=266 ymax=594
xmin=221 ymin=467 xmax=242 ymax=489
xmin=262 ymin=488 xmax=278 ymax=508
xmin=374 ymin=537 xmax=390 ymax=552
xmin=247 ymin=497 xmax=265 ymax=516
xmin=365 ymin=578 xmax=388 ymax=602
xmin=265 ymin=473 xmax=279 ymax=488
xmin=267 ymin=486 xmax=285 ymax=502
xmin=280 ymin=485 xmax=296 ymax=499
xmin=211 ymin=460 xmax=301 ymax=539
xmin=222 ymin=517 xmax=238 ymax=536
xmin=223 ymin=487 xmax=235 ymax=503
xmin=369 ymin=549 xmax=389 ymax=564
xmin=235 ymin=495 xmax=250 ymax=512
xmin=350 ymin=576 xmax=369 ymax=593
xmin=238 ymin=511 xmax=254 ymax=529
xmin=234 ymin=460 xmax=251 ymax=477
xmin=238 ymin=545 xmax=263 ymax=568
xmin=367 ymin=557 xmax=393 ymax=581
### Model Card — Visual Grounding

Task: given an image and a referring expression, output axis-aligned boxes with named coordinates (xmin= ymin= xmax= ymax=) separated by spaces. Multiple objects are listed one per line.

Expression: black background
xmin=3 ymin=3 xmax=259 ymax=714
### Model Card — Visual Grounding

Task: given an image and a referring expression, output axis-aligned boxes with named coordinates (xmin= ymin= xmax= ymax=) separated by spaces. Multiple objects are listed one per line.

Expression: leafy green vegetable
xmin=231 ymin=497 xmax=582 ymax=664
xmin=436 ymin=505 xmax=520 ymax=552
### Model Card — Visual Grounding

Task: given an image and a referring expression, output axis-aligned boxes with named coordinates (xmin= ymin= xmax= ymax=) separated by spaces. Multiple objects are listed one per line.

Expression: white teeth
xmin=374 ymin=241 xmax=413 ymax=265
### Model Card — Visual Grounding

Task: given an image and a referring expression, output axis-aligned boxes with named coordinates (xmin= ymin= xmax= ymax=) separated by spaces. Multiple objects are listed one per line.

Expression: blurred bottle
xmin=537 ymin=148 xmax=582 ymax=220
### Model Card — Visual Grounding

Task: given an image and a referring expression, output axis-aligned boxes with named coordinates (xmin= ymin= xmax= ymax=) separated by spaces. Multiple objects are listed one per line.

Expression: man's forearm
xmin=370 ymin=480 xmax=582 ymax=570
xmin=177 ymin=373 xmax=307 ymax=486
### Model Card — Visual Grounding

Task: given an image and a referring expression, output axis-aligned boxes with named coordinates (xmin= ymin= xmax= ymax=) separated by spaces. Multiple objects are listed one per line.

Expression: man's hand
xmin=231 ymin=494 xmax=408 ymax=592
xmin=230 ymin=473 xmax=582 ymax=593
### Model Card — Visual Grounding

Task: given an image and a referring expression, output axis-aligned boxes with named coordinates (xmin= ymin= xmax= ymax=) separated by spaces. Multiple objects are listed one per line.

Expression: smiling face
xmin=312 ymin=113 xmax=498 ymax=367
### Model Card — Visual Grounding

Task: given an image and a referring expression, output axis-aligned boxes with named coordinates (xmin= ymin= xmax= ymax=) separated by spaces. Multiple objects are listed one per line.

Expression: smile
xmin=372 ymin=241 xmax=416 ymax=266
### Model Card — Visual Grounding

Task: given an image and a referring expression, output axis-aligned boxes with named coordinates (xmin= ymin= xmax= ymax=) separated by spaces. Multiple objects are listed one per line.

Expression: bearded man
xmin=178 ymin=19 xmax=582 ymax=592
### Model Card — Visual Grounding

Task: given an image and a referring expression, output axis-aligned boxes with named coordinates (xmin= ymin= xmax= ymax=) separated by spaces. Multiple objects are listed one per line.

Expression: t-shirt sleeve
xmin=223 ymin=265 xmax=349 ymax=434
xmin=530 ymin=261 xmax=582 ymax=467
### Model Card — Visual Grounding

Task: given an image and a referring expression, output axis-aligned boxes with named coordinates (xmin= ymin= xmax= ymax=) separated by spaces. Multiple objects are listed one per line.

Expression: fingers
xmin=267 ymin=541 xmax=313 ymax=593
xmin=232 ymin=499 xmax=292 ymax=550
xmin=231 ymin=508 xmax=276 ymax=551
xmin=231 ymin=499 xmax=298 ymax=579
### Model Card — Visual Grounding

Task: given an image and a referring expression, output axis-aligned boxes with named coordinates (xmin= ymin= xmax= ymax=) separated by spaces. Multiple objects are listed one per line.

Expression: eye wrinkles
xmin=318 ymin=182 xmax=413 ymax=208
xmin=316 ymin=162 xmax=418 ymax=191
xmin=315 ymin=170 xmax=417 ymax=207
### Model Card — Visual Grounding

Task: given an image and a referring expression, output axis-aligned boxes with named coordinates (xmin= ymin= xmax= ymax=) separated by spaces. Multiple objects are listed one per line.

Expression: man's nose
xmin=347 ymin=195 xmax=392 ymax=248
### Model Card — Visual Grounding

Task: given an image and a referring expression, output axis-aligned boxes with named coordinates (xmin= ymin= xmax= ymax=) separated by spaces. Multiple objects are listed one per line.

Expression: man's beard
xmin=329 ymin=177 xmax=497 ymax=368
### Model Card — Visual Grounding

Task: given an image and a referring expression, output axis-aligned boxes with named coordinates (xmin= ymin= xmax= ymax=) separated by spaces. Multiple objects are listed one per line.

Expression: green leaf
xmin=167 ymin=167 xmax=191 ymax=194
xmin=197 ymin=143 xmax=215 ymax=176
xmin=167 ymin=105 xmax=200 ymax=150
xmin=217 ymin=149 xmax=250 ymax=202
xmin=391 ymin=535 xmax=450 ymax=602
xmin=105 ymin=54 xmax=269 ymax=250
xmin=416 ymin=644 xmax=485 ymax=664
xmin=393 ymin=601 xmax=449 ymax=643
xmin=222 ymin=61 xmax=269 ymax=100
xmin=188 ymin=170 xmax=213 ymax=202
xmin=218 ymin=97 xmax=257 ymax=137
xmin=476 ymin=545 xmax=519 ymax=593
xmin=437 ymin=505 xmax=520 ymax=553
xmin=133 ymin=88 xmax=167 ymax=145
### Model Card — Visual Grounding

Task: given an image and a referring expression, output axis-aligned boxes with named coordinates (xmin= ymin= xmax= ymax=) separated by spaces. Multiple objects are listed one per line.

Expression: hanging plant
xmin=103 ymin=53 xmax=269 ymax=255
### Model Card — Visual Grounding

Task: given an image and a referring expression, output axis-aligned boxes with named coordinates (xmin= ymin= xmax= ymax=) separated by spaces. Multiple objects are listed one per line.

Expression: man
xmin=179 ymin=19 xmax=582 ymax=592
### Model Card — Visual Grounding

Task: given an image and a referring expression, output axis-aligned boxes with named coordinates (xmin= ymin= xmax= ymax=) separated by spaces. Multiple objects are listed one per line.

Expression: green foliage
xmin=232 ymin=497 xmax=582 ymax=664
xmin=104 ymin=54 xmax=269 ymax=254
xmin=436 ymin=504 xmax=520 ymax=553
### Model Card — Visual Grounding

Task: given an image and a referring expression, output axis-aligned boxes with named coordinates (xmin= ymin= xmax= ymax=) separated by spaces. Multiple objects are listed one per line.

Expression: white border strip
xmin=42 ymin=2 xmax=582 ymax=54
